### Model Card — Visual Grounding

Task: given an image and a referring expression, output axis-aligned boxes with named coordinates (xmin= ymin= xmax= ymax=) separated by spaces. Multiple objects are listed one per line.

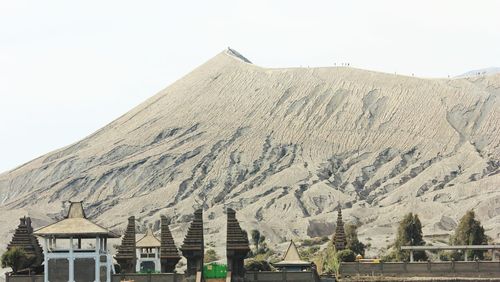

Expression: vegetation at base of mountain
xmin=384 ymin=213 xmax=427 ymax=262
xmin=345 ymin=224 xmax=366 ymax=256
xmin=250 ymin=229 xmax=268 ymax=255
xmin=300 ymin=246 xmax=320 ymax=261
xmin=244 ymin=259 xmax=273 ymax=271
xmin=204 ymin=249 xmax=220 ymax=263
xmin=301 ymin=236 xmax=330 ymax=247
xmin=450 ymin=210 xmax=489 ymax=260
xmin=336 ymin=249 xmax=356 ymax=262
xmin=1 ymin=247 xmax=33 ymax=274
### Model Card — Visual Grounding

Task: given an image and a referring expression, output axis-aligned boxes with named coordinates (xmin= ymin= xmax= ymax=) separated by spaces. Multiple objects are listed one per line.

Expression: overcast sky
xmin=1 ymin=0 xmax=499 ymax=173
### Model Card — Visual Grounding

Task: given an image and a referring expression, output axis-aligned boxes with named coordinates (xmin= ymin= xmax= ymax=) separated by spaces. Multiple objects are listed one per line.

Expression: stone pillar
xmin=115 ymin=216 xmax=137 ymax=273
xmin=226 ymin=208 xmax=250 ymax=280
xmin=410 ymin=250 xmax=414 ymax=262
xmin=160 ymin=215 xmax=181 ymax=273
xmin=180 ymin=210 xmax=204 ymax=277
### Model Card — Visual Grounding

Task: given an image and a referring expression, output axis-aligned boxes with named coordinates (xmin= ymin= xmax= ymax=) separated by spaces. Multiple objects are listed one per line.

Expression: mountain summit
xmin=1 ymin=50 xmax=499 ymax=252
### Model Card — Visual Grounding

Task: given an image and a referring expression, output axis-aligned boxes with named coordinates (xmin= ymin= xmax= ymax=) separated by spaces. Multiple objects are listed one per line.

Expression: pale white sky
xmin=1 ymin=0 xmax=499 ymax=173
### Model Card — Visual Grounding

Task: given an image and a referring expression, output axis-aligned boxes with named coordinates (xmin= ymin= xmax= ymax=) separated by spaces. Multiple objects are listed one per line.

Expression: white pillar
xmin=136 ymin=248 xmax=140 ymax=272
xmin=69 ymin=237 xmax=75 ymax=282
xmin=464 ymin=250 xmax=468 ymax=261
xmin=106 ymin=254 xmax=111 ymax=282
xmin=410 ymin=250 xmax=414 ymax=262
xmin=44 ymin=238 xmax=49 ymax=282
xmin=95 ymin=236 xmax=101 ymax=282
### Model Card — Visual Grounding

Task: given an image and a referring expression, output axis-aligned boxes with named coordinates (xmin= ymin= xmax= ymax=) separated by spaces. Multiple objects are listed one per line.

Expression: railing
xmin=340 ymin=261 xmax=500 ymax=277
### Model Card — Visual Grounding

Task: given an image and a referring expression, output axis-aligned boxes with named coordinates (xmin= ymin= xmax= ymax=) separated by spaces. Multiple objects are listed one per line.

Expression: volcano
xmin=1 ymin=49 xmax=499 ymax=254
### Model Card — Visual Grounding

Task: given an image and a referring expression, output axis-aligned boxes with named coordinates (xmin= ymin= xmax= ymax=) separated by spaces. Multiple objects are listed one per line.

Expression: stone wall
xmin=245 ymin=271 xmax=318 ymax=282
xmin=4 ymin=275 xmax=43 ymax=282
xmin=340 ymin=261 xmax=500 ymax=278
xmin=111 ymin=273 xmax=185 ymax=282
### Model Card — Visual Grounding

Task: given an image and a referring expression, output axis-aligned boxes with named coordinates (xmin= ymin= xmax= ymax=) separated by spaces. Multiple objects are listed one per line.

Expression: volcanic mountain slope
xmin=1 ymin=49 xmax=500 ymax=255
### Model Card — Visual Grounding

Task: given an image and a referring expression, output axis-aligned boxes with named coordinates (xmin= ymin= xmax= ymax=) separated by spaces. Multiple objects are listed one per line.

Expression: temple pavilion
xmin=273 ymin=240 xmax=312 ymax=272
xmin=135 ymin=228 xmax=161 ymax=272
xmin=34 ymin=201 xmax=119 ymax=282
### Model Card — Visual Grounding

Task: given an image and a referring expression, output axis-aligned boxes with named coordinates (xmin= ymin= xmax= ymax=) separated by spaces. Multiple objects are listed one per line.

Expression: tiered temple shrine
xmin=160 ymin=215 xmax=181 ymax=273
xmin=115 ymin=216 xmax=137 ymax=273
xmin=333 ymin=207 xmax=347 ymax=251
xmin=226 ymin=208 xmax=250 ymax=280
xmin=7 ymin=217 xmax=44 ymax=272
xmin=180 ymin=209 xmax=204 ymax=278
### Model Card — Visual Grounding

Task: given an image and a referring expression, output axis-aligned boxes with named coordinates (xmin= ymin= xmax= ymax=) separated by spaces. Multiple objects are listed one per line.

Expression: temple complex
xmin=273 ymin=240 xmax=312 ymax=272
xmin=135 ymin=227 xmax=161 ymax=272
xmin=7 ymin=217 xmax=44 ymax=272
xmin=160 ymin=215 xmax=181 ymax=273
xmin=115 ymin=216 xmax=137 ymax=273
xmin=180 ymin=209 xmax=204 ymax=278
xmin=333 ymin=207 xmax=346 ymax=251
xmin=34 ymin=201 xmax=119 ymax=282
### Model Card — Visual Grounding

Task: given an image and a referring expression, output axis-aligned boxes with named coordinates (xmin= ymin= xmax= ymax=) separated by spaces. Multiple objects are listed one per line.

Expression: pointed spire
xmin=115 ymin=216 xmax=137 ymax=273
xmin=160 ymin=215 xmax=181 ymax=273
xmin=181 ymin=209 xmax=204 ymax=277
xmin=180 ymin=209 xmax=204 ymax=252
xmin=282 ymin=240 xmax=302 ymax=262
xmin=226 ymin=208 xmax=250 ymax=251
xmin=226 ymin=208 xmax=250 ymax=279
xmin=333 ymin=206 xmax=346 ymax=251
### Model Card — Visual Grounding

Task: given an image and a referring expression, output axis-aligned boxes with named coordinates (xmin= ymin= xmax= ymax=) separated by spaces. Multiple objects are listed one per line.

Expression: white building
xmin=136 ymin=228 xmax=161 ymax=272
xmin=34 ymin=201 xmax=119 ymax=282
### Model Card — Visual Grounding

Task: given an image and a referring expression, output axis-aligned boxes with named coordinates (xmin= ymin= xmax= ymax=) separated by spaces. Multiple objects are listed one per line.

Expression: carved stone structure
xmin=7 ymin=217 xmax=44 ymax=270
xmin=226 ymin=208 xmax=250 ymax=280
xmin=160 ymin=215 xmax=181 ymax=273
xmin=333 ymin=207 xmax=346 ymax=251
xmin=180 ymin=209 xmax=204 ymax=277
xmin=115 ymin=216 xmax=137 ymax=273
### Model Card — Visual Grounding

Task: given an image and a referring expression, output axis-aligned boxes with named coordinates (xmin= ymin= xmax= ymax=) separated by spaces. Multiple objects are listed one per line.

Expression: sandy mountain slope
xmin=1 ymin=49 xmax=499 ymax=256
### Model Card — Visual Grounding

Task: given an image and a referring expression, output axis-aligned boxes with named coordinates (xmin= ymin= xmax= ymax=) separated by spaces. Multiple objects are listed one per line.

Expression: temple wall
xmin=111 ymin=273 xmax=184 ymax=282
xmin=340 ymin=261 xmax=500 ymax=278
xmin=245 ymin=271 xmax=318 ymax=281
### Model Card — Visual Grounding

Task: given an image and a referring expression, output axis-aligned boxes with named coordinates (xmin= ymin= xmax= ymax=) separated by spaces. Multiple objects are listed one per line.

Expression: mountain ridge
xmin=0 ymin=50 xmax=499 ymax=255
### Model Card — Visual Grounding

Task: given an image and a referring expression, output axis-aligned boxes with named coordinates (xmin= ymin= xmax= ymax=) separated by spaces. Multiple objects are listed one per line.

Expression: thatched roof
xmin=136 ymin=228 xmax=160 ymax=248
xmin=34 ymin=202 xmax=119 ymax=238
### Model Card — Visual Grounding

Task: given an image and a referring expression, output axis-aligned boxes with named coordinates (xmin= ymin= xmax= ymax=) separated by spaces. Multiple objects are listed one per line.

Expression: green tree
xmin=244 ymin=259 xmax=273 ymax=271
xmin=204 ymin=249 xmax=220 ymax=263
xmin=452 ymin=210 xmax=488 ymax=260
xmin=251 ymin=230 xmax=261 ymax=252
xmin=345 ymin=224 xmax=366 ymax=256
xmin=336 ymin=249 xmax=356 ymax=262
xmin=392 ymin=213 xmax=427 ymax=261
xmin=1 ymin=247 xmax=33 ymax=274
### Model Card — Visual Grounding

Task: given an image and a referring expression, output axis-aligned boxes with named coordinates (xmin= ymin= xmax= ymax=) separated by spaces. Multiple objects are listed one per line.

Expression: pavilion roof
xmin=273 ymin=240 xmax=311 ymax=266
xmin=136 ymin=228 xmax=161 ymax=248
xmin=34 ymin=202 xmax=119 ymax=238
